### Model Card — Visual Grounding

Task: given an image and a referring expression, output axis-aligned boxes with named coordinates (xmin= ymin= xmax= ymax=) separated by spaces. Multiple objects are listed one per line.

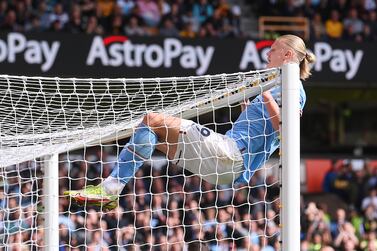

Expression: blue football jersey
xmin=226 ymin=83 xmax=306 ymax=184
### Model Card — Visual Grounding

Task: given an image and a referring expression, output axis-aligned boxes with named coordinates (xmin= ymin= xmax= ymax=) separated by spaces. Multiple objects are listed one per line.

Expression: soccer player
xmin=64 ymin=34 xmax=316 ymax=210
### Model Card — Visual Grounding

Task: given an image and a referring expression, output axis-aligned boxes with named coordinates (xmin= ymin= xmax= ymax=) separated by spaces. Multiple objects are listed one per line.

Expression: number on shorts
xmin=196 ymin=126 xmax=210 ymax=137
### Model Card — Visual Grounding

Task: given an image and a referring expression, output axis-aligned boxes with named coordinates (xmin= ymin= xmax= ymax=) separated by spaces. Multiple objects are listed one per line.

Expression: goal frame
xmin=8 ymin=64 xmax=301 ymax=250
xmin=281 ymin=63 xmax=301 ymax=250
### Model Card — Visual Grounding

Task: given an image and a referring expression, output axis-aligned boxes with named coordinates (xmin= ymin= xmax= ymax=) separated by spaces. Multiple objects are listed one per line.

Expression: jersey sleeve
xmin=299 ymin=85 xmax=306 ymax=115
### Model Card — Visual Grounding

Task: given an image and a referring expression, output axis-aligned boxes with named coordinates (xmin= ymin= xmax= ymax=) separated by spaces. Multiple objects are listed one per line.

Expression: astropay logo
xmin=86 ymin=36 xmax=215 ymax=75
xmin=239 ymin=40 xmax=364 ymax=80
xmin=0 ymin=32 xmax=60 ymax=72
xmin=313 ymin=42 xmax=363 ymax=80
xmin=239 ymin=40 xmax=273 ymax=70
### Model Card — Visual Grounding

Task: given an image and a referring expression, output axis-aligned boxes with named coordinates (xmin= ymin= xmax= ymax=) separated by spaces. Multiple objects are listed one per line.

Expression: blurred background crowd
xmin=252 ymin=0 xmax=377 ymax=42
xmin=301 ymin=159 xmax=377 ymax=251
xmin=1 ymin=149 xmax=377 ymax=251
xmin=0 ymin=0 xmax=244 ymax=38
xmin=0 ymin=149 xmax=282 ymax=251
xmin=0 ymin=0 xmax=376 ymax=41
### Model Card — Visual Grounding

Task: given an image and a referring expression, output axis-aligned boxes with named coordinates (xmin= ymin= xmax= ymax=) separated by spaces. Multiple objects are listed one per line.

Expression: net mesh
xmin=0 ymin=69 xmax=282 ymax=250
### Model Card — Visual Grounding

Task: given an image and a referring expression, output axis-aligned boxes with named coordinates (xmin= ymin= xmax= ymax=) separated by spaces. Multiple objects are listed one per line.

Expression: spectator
xmin=117 ymin=0 xmax=135 ymax=17
xmin=360 ymin=231 xmax=377 ymax=251
xmin=0 ymin=0 xmax=8 ymax=24
xmin=202 ymin=21 xmax=217 ymax=37
xmin=179 ymin=22 xmax=196 ymax=38
xmin=361 ymin=188 xmax=377 ymax=212
xmin=301 ymin=0 xmax=316 ymax=19
xmin=14 ymin=0 xmax=29 ymax=30
xmin=35 ymin=0 xmax=51 ymax=30
xmin=157 ymin=0 xmax=171 ymax=17
xmin=365 ymin=240 xmax=377 ymax=251
xmin=165 ymin=2 xmax=183 ymax=30
xmin=192 ymin=0 xmax=213 ymax=25
xmin=308 ymin=232 xmax=323 ymax=251
xmin=110 ymin=14 xmax=125 ymax=34
xmin=81 ymin=0 xmax=97 ymax=18
xmin=209 ymin=9 xmax=224 ymax=35
xmin=333 ymin=222 xmax=359 ymax=249
xmin=342 ymin=239 xmax=358 ymax=251
xmin=87 ymin=230 xmax=110 ymax=250
xmin=343 ymin=8 xmax=364 ymax=41
xmin=349 ymin=207 xmax=364 ymax=238
xmin=0 ymin=9 xmax=19 ymax=32
xmin=187 ymin=240 xmax=210 ymax=251
xmin=330 ymin=208 xmax=349 ymax=238
xmin=365 ymin=161 xmax=377 ymax=189
xmin=328 ymin=0 xmax=349 ymax=19
xmin=97 ymin=0 xmax=116 ymax=18
xmin=362 ymin=18 xmax=374 ymax=41
xmin=137 ymin=0 xmax=161 ymax=27
xmin=310 ymin=12 xmax=327 ymax=41
xmin=49 ymin=2 xmax=69 ymax=30
xmin=125 ymin=16 xmax=145 ymax=36
xmin=366 ymin=10 xmax=377 ymax=41
xmin=325 ymin=10 xmax=344 ymax=40
xmin=159 ymin=18 xmax=179 ymax=37
xmin=323 ymin=162 xmax=338 ymax=193
xmin=182 ymin=9 xmax=200 ymax=32
xmin=64 ymin=4 xmax=83 ymax=33
xmin=230 ymin=5 xmax=242 ymax=36
xmin=85 ymin=15 xmax=104 ymax=35
xmin=363 ymin=0 xmax=377 ymax=13
xmin=332 ymin=161 xmax=357 ymax=205
xmin=363 ymin=205 xmax=377 ymax=233
xmin=25 ymin=14 xmax=43 ymax=32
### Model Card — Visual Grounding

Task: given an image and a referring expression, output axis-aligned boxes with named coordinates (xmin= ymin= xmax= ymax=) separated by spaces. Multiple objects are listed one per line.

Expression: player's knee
xmin=129 ymin=123 xmax=158 ymax=159
xmin=143 ymin=112 xmax=163 ymax=127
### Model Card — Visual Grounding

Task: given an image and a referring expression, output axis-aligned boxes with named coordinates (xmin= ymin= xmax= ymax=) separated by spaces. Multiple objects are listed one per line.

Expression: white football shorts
xmin=172 ymin=119 xmax=244 ymax=185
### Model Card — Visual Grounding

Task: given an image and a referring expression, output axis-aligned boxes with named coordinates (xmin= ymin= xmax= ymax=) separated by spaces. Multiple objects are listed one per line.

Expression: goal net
xmin=0 ymin=67 xmax=300 ymax=250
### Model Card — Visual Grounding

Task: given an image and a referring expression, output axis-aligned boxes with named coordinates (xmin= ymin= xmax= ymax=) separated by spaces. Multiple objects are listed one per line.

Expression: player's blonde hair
xmin=277 ymin=35 xmax=316 ymax=80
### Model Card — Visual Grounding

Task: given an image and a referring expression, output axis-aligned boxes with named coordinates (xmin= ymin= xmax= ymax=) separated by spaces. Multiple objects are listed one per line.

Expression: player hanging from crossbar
xmin=64 ymin=34 xmax=316 ymax=210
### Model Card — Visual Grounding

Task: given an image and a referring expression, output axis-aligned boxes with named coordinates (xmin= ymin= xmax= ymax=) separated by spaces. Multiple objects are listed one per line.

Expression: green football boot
xmin=64 ymin=185 xmax=118 ymax=210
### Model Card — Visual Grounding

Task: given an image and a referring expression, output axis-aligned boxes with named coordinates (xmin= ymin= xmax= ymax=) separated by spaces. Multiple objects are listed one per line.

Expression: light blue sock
xmin=110 ymin=123 xmax=158 ymax=185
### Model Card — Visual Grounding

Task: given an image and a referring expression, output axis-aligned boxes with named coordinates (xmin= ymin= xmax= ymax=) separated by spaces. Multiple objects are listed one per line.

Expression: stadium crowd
xmin=1 ymin=149 xmax=377 ymax=251
xmin=252 ymin=0 xmax=377 ymax=42
xmin=0 ymin=149 xmax=282 ymax=250
xmin=0 ymin=0 xmax=376 ymax=41
xmin=301 ymin=159 xmax=377 ymax=251
xmin=0 ymin=0 xmax=243 ymax=38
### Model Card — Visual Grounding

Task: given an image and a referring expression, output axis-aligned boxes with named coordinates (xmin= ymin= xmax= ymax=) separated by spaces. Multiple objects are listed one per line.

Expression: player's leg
xmin=106 ymin=112 xmax=181 ymax=187
xmin=142 ymin=112 xmax=182 ymax=160
xmin=176 ymin=122 xmax=244 ymax=185
xmin=64 ymin=113 xmax=182 ymax=209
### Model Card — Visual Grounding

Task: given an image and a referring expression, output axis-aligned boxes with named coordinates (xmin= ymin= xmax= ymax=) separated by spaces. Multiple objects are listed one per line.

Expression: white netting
xmin=0 ymin=69 xmax=282 ymax=250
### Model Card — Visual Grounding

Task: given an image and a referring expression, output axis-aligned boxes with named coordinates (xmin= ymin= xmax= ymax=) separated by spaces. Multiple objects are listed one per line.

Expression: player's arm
xmin=263 ymin=90 xmax=280 ymax=131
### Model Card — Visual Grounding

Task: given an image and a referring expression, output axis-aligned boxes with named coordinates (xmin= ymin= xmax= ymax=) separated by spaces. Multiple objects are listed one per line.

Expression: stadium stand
xmin=0 ymin=0 xmax=374 ymax=41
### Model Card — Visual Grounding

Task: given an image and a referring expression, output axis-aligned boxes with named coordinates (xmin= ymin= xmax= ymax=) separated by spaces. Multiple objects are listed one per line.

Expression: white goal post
xmin=281 ymin=63 xmax=301 ymax=251
xmin=0 ymin=64 xmax=300 ymax=250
